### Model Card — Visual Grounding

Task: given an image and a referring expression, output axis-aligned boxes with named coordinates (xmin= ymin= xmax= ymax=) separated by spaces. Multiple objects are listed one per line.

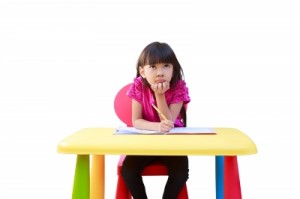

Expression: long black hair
xmin=136 ymin=42 xmax=187 ymax=126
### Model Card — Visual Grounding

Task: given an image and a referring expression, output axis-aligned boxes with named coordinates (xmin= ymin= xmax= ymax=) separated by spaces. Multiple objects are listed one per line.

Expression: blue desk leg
xmin=72 ymin=155 xmax=90 ymax=199
xmin=216 ymin=156 xmax=224 ymax=199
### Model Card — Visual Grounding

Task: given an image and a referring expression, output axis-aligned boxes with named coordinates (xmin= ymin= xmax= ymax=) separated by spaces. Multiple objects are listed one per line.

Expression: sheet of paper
xmin=114 ymin=127 xmax=216 ymax=135
xmin=115 ymin=127 xmax=161 ymax=134
xmin=167 ymin=127 xmax=216 ymax=134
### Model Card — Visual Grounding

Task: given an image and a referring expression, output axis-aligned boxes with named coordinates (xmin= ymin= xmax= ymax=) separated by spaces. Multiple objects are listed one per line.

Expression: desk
xmin=57 ymin=127 xmax=257 ymax=199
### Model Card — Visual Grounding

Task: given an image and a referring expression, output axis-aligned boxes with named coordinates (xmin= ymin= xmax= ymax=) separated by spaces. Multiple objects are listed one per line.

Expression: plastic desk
xmin=57 ymin=127 xmax=257 ymax=199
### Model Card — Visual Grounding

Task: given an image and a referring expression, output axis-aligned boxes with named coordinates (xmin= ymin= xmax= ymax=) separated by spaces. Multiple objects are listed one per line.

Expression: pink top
xmin=127 ymin=76 xmax=190 ymax=127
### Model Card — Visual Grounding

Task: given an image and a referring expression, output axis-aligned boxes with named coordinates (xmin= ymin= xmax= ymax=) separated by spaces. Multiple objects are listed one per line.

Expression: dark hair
xmin=136 ymin=41 xmax=184 ymax=88
xmin=136 ymin=41 xmax=187 ymax=126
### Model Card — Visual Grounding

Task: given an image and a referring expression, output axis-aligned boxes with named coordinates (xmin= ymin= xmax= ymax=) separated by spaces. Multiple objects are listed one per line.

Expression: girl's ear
xmin=139 ymin=66 xmax=146 ymax=78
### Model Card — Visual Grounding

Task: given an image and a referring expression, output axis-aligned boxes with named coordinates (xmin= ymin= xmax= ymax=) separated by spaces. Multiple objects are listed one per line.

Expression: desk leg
xmin=215 ymin=156 xmax=224 ymax=199
xmin=224 ymin=156 xmax=242 ymax=199
xmin=72 ymin=155 xmax=90 ymax=199
xmin=91 ymin=155 xmax=105 ymax=199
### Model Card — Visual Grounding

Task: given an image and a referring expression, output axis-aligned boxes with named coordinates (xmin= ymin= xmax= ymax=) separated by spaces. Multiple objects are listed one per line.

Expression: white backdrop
xmin=1 ymin=0 xmax=299 ymax=198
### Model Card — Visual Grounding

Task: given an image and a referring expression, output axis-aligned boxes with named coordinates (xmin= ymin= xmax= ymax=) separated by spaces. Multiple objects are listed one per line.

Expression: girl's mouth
xmin=156 ymin=79 xmax=165 ymax=83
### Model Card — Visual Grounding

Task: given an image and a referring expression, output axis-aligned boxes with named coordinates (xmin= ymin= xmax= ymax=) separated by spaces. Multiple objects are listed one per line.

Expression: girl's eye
xmin=149 ymin=65 xmax=156 ymax=69
xmin=164 ymin=64 xmax=171 ymax=68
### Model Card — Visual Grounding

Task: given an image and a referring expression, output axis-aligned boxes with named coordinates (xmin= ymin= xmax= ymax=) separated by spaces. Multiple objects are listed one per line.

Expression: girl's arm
xmin=132 ymin=99 xmax=175 ymax=132
xmin=151 ymin=81 xmax=183 ymax=123
xmin=155 ymin=93 xmax=183 ymax=123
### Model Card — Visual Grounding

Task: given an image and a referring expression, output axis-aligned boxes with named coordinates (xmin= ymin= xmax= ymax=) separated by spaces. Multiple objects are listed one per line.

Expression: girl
xmin=121 ymin=41 xmax=190 ymax=199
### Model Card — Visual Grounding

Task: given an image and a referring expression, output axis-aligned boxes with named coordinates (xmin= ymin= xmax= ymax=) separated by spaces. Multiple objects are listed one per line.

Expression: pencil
xmin=151 ymin=104 xmax=168 ymax=121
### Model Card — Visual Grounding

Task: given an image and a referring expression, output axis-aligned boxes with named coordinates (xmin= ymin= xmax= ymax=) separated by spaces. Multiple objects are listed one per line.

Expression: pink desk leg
xmin=224 ymin=156 xmax=242 ymax=199
xmin=91 ymin=155 xmax=105 ymax=199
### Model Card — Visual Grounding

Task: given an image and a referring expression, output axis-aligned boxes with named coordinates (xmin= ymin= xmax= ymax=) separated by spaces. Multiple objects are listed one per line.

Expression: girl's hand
xmin=151 ymin=82 xmax=170 ymax=95
xmin=158 ymin=120 xmax=174 ymax=133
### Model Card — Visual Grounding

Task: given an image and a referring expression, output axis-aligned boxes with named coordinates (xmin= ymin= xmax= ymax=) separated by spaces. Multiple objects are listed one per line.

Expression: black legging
xmin=121 ymin=155 xmax=189 ymax=199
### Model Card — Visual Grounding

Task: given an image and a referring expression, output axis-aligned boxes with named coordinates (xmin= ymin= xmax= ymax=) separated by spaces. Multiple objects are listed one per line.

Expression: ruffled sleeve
xmin=170 ymin=80 xmax=191 ymax=104
xmin=126 ymin=77 xmax=143 ymax=103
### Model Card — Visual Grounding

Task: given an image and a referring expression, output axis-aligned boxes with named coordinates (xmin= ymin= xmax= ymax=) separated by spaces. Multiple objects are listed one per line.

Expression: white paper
xmin=114 ymin=127 xmax=216 ymax=135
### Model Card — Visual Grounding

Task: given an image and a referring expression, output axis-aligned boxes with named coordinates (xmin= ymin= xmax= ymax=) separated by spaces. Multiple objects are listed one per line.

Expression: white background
xmin=0 ymin=0 xmax=299 ymax=198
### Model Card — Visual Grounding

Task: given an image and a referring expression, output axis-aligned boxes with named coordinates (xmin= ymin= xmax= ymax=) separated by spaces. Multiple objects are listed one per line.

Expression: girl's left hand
xmin=151 ymin=82 xmax=170 ymax=95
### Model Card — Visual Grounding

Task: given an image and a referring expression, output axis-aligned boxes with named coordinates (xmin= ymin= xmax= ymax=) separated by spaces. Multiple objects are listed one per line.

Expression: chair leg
xmin=177 ymin=183 xmax=188 ymax=199
xmin=115 ymin=175 xmax=131 ymax=199
xmin=116 ymin=176 xmax=187 ymax=199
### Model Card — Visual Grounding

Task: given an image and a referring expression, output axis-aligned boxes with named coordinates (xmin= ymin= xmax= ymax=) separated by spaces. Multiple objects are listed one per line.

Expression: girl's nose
xmin=156 ymin=68 xmax=164 ymax=76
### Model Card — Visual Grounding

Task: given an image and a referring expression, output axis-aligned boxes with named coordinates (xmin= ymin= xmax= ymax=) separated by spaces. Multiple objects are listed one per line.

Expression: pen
xmin=151 ymin=104 xmax=168 ymax=121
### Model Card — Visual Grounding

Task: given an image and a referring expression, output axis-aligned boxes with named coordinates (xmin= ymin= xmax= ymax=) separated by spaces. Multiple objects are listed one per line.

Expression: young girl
xmin=121 ymin=41 xmax=190 ymax=199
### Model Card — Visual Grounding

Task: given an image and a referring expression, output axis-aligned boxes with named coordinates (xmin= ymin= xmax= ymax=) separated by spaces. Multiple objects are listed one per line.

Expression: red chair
xmin=114 ymin=84 xmax=189 ymax=199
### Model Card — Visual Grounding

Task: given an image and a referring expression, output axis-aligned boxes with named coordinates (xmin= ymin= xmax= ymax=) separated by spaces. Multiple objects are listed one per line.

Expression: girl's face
xmin=139 ymin=63 xmax=173 ymax=85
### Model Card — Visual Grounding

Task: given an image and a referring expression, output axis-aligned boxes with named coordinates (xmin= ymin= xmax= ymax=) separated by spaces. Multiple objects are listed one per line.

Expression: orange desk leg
xmin=224 ymin=156 xmax=242 ymax=199
xmin=91 ymin=155 xmax=105 ymax=199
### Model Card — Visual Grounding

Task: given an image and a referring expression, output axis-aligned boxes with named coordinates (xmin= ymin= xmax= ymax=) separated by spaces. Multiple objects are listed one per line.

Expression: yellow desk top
xmin=57 ymin=128 xmax=257 ymax=156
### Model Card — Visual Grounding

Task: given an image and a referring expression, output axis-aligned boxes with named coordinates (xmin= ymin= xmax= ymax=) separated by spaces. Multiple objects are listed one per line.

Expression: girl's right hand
xmin=151 ymin=82 xmax=170 ymax=95
xmin=158 ymin=120 xmax=174 ymax=133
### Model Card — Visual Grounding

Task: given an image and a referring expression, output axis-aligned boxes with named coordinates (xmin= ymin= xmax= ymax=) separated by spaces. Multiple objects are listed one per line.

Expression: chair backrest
xmin=114 ymin=84 xmax=133 ymax=127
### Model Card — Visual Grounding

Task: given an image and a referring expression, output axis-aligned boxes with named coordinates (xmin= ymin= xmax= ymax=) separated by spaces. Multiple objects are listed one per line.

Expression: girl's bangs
xmin=143 ymin=48 xmax=173 ymax=65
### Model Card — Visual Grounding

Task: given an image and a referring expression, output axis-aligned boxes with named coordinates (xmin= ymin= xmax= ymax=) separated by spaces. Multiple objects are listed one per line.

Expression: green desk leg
xmin=72 ymin=155 xmax=90 ymax=199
